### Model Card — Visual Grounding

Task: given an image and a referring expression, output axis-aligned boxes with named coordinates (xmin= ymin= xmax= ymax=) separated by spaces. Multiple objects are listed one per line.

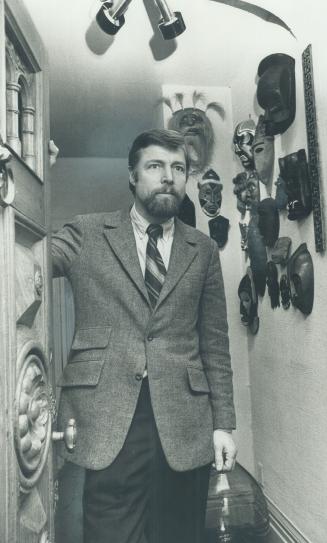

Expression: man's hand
xmin=213 ymin=429 xmax=237 ymax=472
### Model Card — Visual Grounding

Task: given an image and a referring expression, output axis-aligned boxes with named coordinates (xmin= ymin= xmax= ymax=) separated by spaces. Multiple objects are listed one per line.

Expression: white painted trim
xmin=267 ymin=496 xmax=312 ymax=543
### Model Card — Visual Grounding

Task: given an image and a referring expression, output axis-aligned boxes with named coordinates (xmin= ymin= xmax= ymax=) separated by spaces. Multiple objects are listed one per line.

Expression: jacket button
xmin=135 ymin=373 xmax=143 ymax=381
xmin=147 ymin=335 xmax=153 ymax=341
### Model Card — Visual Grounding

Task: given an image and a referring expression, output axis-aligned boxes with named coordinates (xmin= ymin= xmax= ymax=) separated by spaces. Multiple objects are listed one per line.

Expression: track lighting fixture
xmin=96 ymin=0 xmax=186 ymax=40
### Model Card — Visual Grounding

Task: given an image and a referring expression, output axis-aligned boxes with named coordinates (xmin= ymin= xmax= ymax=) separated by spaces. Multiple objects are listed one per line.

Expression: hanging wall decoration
xmin=266 ymin=261 xmax=280 ymax=309
xmin=302 ymin=44 xmax=325 ymax=252
xmin=232 ymin=118 xmax=260 ymax=251
xmin=252 ymin=115 xmax=275 ymax=187
xmin=198 ymin=169 xmax=229 ymax=248
xmin=238 ymin=267 xmax=259 ymax=335
xmin=278 ymin=149 xmax=312 ymax=221
xmin=287 ymin=243 xmax=314 ymax=315
xmin=161 ymin=91 xmax=225 ymax=173
xmin=257 ymin=198 xmax=280 ymax=247
xmin=271 ymin=237 xmax=291 ymax=266
xmin=256 ymin=53 xmax=296 ymax=136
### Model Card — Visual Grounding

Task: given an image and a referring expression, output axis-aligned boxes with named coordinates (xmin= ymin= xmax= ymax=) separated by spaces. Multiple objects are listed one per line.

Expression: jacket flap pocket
xmin=71 ymin=326 xmax=111 ymax=350
xmin=57 ymin=360 xmax=104 ymax=387
xmin=187 ymin=366 xmax=210 ymax=393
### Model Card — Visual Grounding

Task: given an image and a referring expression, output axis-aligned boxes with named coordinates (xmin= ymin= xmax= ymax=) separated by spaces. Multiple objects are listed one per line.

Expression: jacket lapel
xmin=103 ymin=210 xmax=150 ymax=304
xmin=103 ymin=212 xmax=198 ymax=311
xmin=155 ymin=219 xmax=198 ymax=310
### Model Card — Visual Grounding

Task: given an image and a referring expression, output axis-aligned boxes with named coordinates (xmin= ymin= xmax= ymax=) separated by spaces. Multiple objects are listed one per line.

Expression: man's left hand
xmin=213 ymin=429 xmax=237 ymax=472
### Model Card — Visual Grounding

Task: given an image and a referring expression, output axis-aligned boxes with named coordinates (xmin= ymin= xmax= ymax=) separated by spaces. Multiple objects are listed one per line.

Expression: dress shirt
xmin=130 ymin=204 xmax=175 ymax=276
xmin=130 ymin=204 xmax=174 ymax=378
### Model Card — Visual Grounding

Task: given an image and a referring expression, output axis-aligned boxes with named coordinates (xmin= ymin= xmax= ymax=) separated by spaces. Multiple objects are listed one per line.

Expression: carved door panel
xmin=0 ymin=2 xmax=70 ymax=542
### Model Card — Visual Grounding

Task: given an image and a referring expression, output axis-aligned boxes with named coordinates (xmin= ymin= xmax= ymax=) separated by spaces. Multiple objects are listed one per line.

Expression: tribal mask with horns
xmin=162 ymin=91 xmax=224 ymax=173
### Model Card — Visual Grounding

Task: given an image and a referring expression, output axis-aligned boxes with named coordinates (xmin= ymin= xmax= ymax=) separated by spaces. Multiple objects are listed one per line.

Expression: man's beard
xmin=143 ymin=190 xmax=184 ymax=220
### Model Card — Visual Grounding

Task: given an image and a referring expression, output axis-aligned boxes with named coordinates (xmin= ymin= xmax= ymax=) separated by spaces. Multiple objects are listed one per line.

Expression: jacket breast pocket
xmin=187 ymin=366 xmax=210 ymax=394
xmin=69 ymin=326 xmax=112 ymax=362
xmin=57 ymin=360 xmax=104 ymax=388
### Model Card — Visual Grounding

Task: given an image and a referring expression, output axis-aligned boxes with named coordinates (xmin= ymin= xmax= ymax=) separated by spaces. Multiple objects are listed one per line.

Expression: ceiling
xmin=22 ymin=0 xmax=299 ymax=159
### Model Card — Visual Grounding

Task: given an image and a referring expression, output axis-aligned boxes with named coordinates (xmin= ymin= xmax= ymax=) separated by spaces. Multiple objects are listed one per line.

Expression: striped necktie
xmin=145 ymin=224 xmax=167 ymax=308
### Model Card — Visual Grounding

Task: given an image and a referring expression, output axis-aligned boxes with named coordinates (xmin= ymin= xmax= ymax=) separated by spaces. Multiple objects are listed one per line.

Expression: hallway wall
xmin=232 ymin=3 xmax=327 ymax=542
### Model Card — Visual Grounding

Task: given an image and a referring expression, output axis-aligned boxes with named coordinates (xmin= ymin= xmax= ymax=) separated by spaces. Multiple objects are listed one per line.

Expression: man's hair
xmin=128 ymin=128 xmax=190 ymax=193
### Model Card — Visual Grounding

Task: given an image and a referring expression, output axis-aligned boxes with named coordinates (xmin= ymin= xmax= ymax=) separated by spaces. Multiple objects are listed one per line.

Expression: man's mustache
xmin=153 ymin=189 xmax=179 ymax=196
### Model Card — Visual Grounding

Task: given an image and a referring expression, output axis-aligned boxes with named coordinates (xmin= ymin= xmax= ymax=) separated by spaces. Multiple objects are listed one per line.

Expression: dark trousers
xmin=83 ymin=378 xmax=210 ymax=543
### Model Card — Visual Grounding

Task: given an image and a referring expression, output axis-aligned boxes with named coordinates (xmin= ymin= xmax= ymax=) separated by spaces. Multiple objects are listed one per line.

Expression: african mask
xmin=165 ymin=91 xmax=224 ymax=173
xmin=198 ymin=169 xmax=222 ymax=218
xmin=266 ymin=261 xmax=280 ymax=309
xmin=247 ymin=216 xmax=267 ymax=297
xmin=233 ymin=119 xmax=256 ymax=171
xmin=209 ymin=215 xmax=229 ymax=249
xmin=275 ymin=175 xmax=288 ymax=210
xmin=238 ymin=267 xmax=259 ymax=334
xmin=288 ymin=243 xmax=314 ymax=315
xmin=257 ymin=198 xmax=280 ymax=248
xmin=168 ymin=108 xmax=214 ymax=173
xmin=233 ymin=171 xmax=260 ymax=213
xmin=257 ymin=53 xmax=296 ymax=136
xmin=252 ymin=115 xmax=275 ymax=186
xmin=271 ymin=237 xmax=291 ymax=266
xmin=278 ymin=149 xmax=312 ymax=221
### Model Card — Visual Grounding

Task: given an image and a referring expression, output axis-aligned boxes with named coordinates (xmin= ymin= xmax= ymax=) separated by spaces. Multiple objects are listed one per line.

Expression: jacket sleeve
xmin=51 ymin=216 xmax=84 ymax=278
xmin=199 ymin=240 xmax=236 ymax=430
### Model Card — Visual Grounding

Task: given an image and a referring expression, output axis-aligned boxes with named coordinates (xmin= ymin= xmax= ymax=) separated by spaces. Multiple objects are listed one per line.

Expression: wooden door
xmin=0 ymin=2 xmax=71 ymax=541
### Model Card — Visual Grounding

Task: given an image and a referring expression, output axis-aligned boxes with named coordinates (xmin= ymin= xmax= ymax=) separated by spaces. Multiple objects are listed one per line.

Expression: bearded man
xmin=52 ymin=128 xmax=236 ymax=543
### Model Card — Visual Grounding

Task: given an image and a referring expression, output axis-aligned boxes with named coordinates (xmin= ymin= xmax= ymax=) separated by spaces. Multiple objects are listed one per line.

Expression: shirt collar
xmin=130 ymin=203 xmax=175 ymax=241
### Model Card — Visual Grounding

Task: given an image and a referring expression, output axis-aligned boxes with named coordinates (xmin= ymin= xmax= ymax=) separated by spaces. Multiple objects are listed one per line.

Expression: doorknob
xmin=52 ymin=418 xmax=77 ymax=452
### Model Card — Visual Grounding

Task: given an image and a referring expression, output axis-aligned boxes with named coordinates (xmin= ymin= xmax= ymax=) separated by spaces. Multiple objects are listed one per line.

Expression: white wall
xmin=230 ymin=3 xmax=327 ymax=542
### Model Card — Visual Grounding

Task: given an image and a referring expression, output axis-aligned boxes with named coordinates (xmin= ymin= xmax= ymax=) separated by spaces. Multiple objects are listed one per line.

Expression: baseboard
xmin=266 ymin=496 xmax=311 ymax=543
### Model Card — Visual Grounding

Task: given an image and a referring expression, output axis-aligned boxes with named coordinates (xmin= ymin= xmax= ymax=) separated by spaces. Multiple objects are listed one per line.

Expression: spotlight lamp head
xmin=96 ymin=0 xmax=132 ymax=35
xmin=95 ymin=0 xmax=186 ymax=40
xmin=154 ymin=0 xmax=186 ymax=40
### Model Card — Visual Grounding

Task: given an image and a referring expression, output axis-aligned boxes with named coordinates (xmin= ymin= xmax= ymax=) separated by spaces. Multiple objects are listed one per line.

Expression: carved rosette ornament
xmin=15 ymin=342 xmax=52 ymax=492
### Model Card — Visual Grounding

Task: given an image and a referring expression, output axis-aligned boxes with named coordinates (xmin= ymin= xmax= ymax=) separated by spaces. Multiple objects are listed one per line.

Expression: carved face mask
xmin=252 ymin=115 xmax=275 ymax=186
xmin=244 ymin=171 xmax=260 ymax=208
xmin=266 ymin=261 xmax=280 ymax=309
xmin=257 ymin=198 xmax=280 ymax=248
xmin=238 ymin=267 xmax=259 ymax=334
xmin=198 ymin=169 xmax=222 ymax=217
xmin=278 ymin=149 xmax=312 ymax=221
xmin=233 ymin=119 xmax=256 ymax=170
xmin=257 ymin=53 xmax=296 ymax=136
xmin=288 ymin=243 xmax=314 ymax=315
xmin=168 ymin=108 xmax=214 ymax=173
xmin=208 ymin=215 xmax=229 ymax=249
xmin=233 ymin=171 xmax=260 ymax=212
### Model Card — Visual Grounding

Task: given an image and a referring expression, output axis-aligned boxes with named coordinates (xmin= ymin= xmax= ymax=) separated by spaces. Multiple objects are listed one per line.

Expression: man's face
xmin=130 ymin=145 xmax=187 ymax=222
xmin=198 ymin=182 xmax=222 ymax=217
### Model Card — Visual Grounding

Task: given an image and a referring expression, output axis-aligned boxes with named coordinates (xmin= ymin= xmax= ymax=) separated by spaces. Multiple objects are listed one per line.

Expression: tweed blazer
xmin=52 ymin=210 xmax=236 ymax=471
